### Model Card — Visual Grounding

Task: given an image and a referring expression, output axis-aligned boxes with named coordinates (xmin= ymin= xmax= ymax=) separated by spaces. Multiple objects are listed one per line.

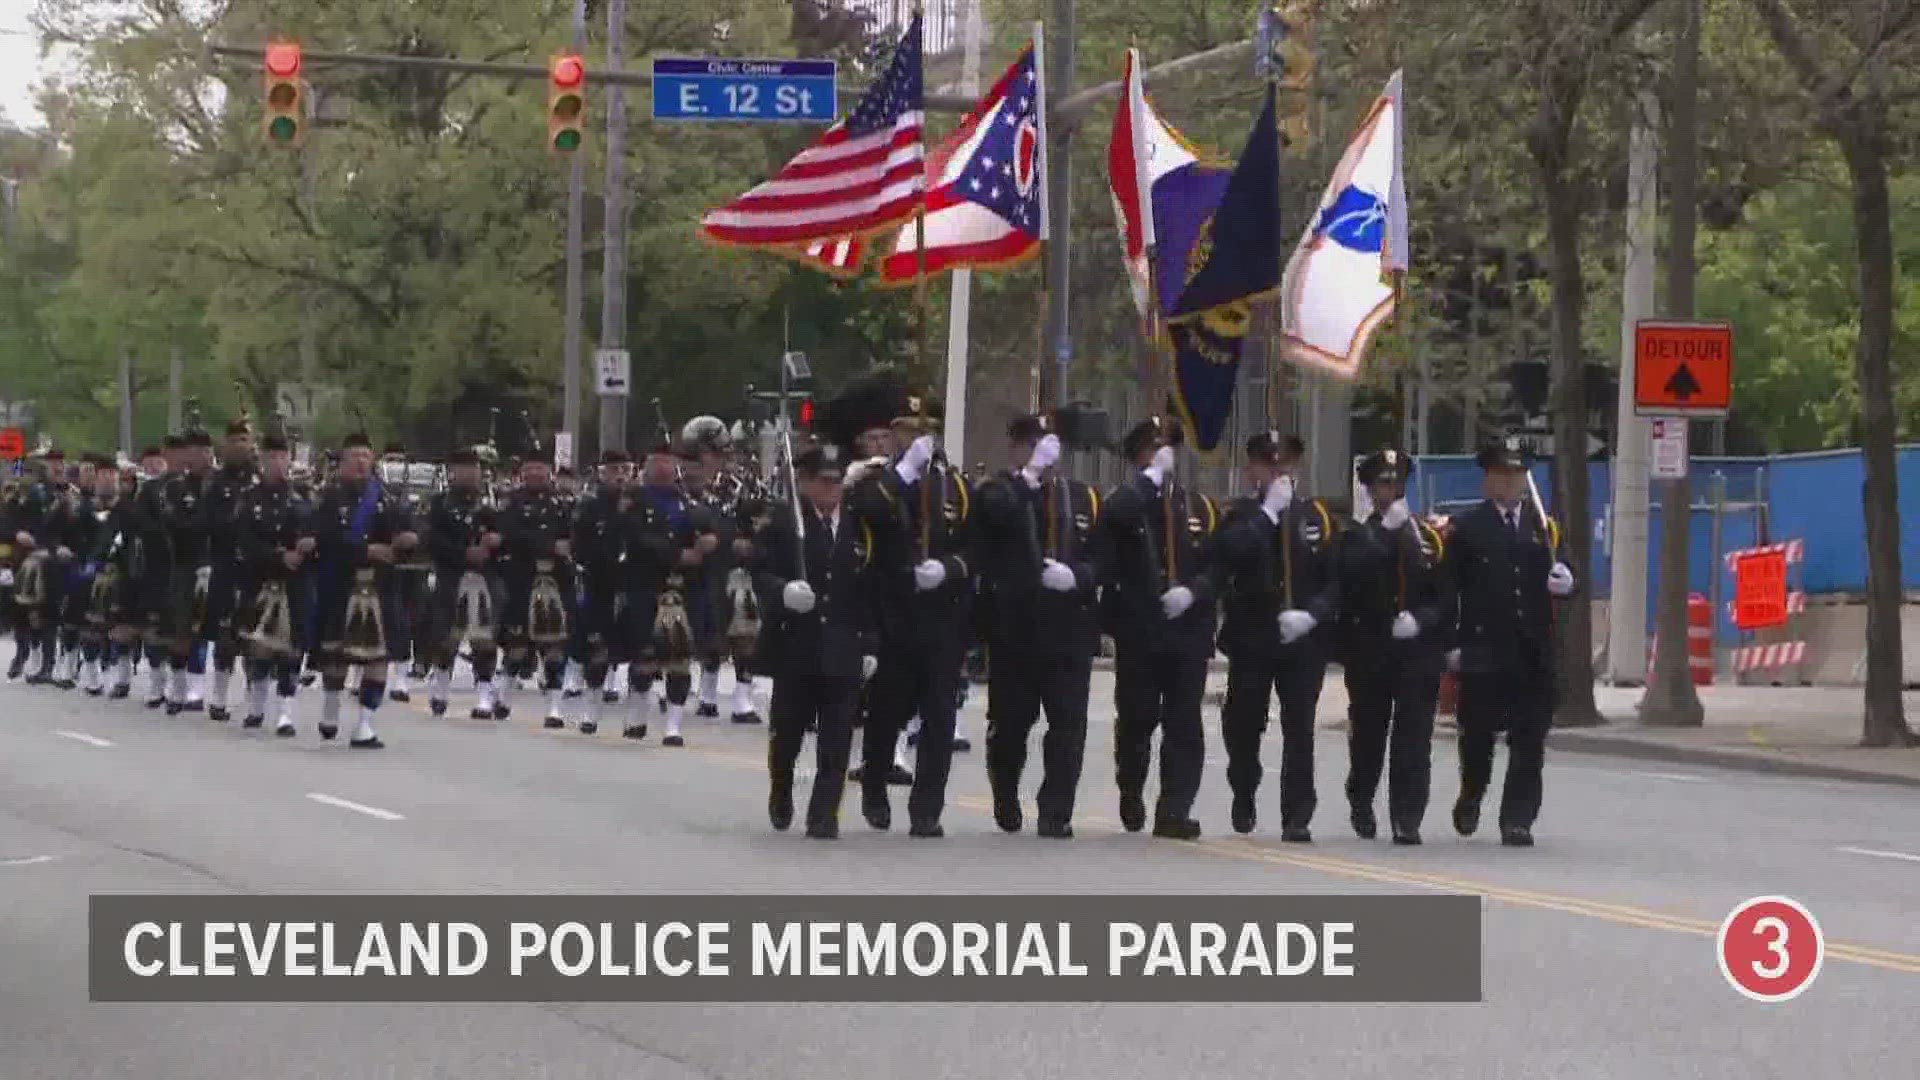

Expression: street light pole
xmin=1044 ymin=0 xmax=1074 ymax=407
xmin=560 ymin=0 xmax=586 ymax=459
xmin=598 ymin=0 xmax=629 ymax=454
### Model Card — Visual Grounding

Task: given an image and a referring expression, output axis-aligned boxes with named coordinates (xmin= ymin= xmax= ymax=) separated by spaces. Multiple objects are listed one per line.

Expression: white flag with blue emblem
xmin=1279 ymin=70 xmax=1407 ymax=381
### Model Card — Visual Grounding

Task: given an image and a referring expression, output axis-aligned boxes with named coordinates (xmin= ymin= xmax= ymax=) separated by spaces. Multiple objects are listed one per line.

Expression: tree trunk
xmin=1838 ymin=130 xmax=1916 ymax=747
xmin=1537 ymin=130 xmax=1603 ymax=727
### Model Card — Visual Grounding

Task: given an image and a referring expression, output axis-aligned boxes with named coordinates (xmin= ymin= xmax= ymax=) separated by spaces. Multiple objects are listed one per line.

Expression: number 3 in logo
xmin=1717 ymin=896 xmax=1824 ymax=1002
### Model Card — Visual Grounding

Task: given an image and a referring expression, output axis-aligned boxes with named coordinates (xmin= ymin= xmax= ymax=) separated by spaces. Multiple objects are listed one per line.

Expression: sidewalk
xmin=1069 ymin=668 xmax=1920 ymax=788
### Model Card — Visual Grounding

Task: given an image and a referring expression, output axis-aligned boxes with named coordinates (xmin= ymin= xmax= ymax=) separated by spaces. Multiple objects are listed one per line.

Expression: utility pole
xmin=1043 ymin=0 xmax=1074 ymax=407
xmin=941 ymin=0 xmax=984 ymax=466
xmin=598 ymin=0 xmax=628 ymax=454
xmin=167 ymin=346 xmax=184 ymax=433
xmin=560 ymin=0 xmax=586 ymax=456
xmin=1606 ymin=90 xmax=1658 ymax=686
xmin=117 ymin=347 xmax=134 ymax=458
xmin=298 ymin=86 xmax=320 ymax=439
xmin=1642 ymin=0 xmax=1705 ymax=726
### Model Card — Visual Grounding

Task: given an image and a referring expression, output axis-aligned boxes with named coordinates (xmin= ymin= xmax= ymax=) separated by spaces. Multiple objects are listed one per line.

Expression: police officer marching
xmin=1214 ymin=431 xmax=1339 ymax=841
xmin=973 ymin=412 xmax=1102 ymax=839
xmin=1335 ymin=449 xmax=1453 ymax=845
xmin=1445 ymin=435 xmax=1576 ymax=847
xmin=1098 ymin=414 xmax=1217 ymax=841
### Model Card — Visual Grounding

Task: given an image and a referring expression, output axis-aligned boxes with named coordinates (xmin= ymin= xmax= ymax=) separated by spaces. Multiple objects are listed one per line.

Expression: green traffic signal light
xmin=268 ymin=115 xmax=299 ymax=143
xmin=552 ymin=128 xmax=581 ymax=152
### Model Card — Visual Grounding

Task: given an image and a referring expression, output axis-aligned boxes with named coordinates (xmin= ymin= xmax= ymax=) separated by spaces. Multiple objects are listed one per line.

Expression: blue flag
xmin=1166 ymin=86 xmax=1281 ymax=451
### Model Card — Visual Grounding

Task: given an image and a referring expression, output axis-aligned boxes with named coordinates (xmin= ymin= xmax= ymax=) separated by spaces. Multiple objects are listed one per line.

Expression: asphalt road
xmin=3 ymin=669 xmax=1917 ymax=1080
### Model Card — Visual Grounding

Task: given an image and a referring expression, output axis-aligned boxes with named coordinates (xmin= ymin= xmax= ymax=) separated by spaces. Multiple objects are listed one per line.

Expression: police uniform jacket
xmin=970 ymin=469 xmax=1102 ymax=658
xmin=237 ymin=480 xmax=311 ymax=583
xmin=1334 ymin=510 xmax=1454 ymax=677
xmin=1445 ymin=500 xmax=1570 ymax=676
xmin=1098 ymin=472 xmax=1218 ymax=659
xmin=306 ymin=476 xmax=408 ymax=578
xmin=425 ymin=487 xmax=496 ymax=575
xmin=865 ymin=460 xmax=973 ymax=657
xmin=568 ymin=487 xmax=623 ymax=590
xmin=496 ymin=487 xmax=574 ymax=580
xmin=202 ymin=463 xmax=257 ymax=570
xmin=751 ymin=496 xmax=877 ymax=681
xmin=1213 ymin=494 xmax=1340 ymax=662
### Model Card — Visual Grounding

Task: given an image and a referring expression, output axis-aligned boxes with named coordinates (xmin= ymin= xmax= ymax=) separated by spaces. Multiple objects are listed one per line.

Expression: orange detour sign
xmin=0 ymin=427 xmax=22 ymax=460
xmin=1732 ymin=549 xmax=1790 ymax=631
xmin=1635 ymin=320 xmax=1732 ymax=416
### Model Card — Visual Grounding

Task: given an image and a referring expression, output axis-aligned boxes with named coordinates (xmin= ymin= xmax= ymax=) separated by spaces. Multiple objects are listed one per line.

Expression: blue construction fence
xmin=1405 ymin=445 xmax=1920 ymax=646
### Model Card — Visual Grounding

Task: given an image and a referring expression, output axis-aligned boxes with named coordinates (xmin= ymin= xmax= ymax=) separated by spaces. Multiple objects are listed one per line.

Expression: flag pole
xmin=1263 ymin=9 xmax=1284 ymax=429
xmin=1130 ymin=45 xmax=1168 ymax=414
xmin=913 ymin=10 xmax=931 ymax=386
xmin=1032 ymin=18 xmax=1051 ymax=412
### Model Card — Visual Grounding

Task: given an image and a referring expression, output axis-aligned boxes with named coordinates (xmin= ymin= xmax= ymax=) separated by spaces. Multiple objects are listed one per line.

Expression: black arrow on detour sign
xmin=1664 ymin=362 xmax=1702 ymax=402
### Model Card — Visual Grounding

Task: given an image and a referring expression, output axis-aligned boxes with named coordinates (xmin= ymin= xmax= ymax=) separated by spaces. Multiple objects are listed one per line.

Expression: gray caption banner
xmin=90 ymin=894 xmax=1482 ymax=1003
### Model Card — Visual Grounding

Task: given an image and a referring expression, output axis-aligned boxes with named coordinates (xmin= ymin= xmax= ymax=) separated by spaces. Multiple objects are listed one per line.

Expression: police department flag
xmin=1279 ymin=70 xmax=1408 ymax=381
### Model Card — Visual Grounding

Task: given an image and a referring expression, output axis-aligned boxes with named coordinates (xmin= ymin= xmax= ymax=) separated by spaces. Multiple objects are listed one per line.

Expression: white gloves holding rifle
xmin=1161 ymin=586 xmax=1194 ymax=619
xmin=1023 ymin=434 xmax=1061 ymax=488
xmin=1279 ymin=610 xmax=1316 ymax=644
xmin=782 ymin=580 xmax=816 ymax=614
xmin=1392 ymin=611 xmax=1420 ymax=640
xmin=1041 ymin=558 xmax=1076 ymax=593
xmin=1548 ymin=562 xmax=1575 ymax=597
xmin=1144 ymin=445 xmax=1176 ymax=489
xmin=1262 ymin=475 xmax=1293 ymax=518
xmin=896 ymin=434 xmax=936 ymax=485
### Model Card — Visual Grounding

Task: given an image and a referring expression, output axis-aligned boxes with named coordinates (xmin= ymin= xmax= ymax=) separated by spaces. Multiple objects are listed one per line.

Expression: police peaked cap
xmin=1122 ymin=415 xmax=1183 ymax=459
xmin=1008 ymin=412 xmax=1051 ymax=445
xmin=1476 ymin=434 xmax=1532 ymax=472
xmin=796 ymin=443 xmax=846 ymax=479
xmin=1246 ymin=430 xmax=1306 ymax=462
xmin=1357 ymin=448 xmax=1414 ymax=485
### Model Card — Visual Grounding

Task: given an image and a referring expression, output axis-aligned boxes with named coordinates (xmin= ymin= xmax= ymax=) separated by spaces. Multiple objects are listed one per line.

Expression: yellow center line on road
xmin=406 ymin=696 xmax=1920 ymax=975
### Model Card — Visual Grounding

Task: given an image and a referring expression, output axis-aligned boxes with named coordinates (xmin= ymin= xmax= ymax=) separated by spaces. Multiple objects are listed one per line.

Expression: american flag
xmin=800 ymin=235 xmax=867 ymax=277
xmin=700 ymin=17 xmax=925 ymax=249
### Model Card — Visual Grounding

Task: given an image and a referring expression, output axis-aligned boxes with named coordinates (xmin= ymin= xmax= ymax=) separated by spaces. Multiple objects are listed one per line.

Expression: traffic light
xmin=548 ymin=53 xmax=586 ymax=153
xmin=263 ymin=41 xmax=303 ymax=147
xmin=797 ymin=397 xmax=815 ymax=429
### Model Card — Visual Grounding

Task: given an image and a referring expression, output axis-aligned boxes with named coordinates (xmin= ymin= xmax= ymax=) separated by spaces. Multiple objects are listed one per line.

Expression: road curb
xmin=1546 ymin=730 xmax=1920 ymax=788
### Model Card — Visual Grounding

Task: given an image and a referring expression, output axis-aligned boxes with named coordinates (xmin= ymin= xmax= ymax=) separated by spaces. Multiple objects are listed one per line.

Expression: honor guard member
xmin=973 ymin=413 xmax=1102 ymax=839
xmin=423 ymin=447 xmax=504 ymax=719
xmin=1336 ymin=449 xmax=1453 ymax=844
xmin=682 ymin=416 xmax=764 ymax=725
xmin=1214 ymin=431 xmax=1339 ymax=840
xmin=569 ymin=448 xmax=632 ymax=733
xmin=201 ymin=419 xmax=258 ymax=721
xmin=756 ymin=443 xmax=879 ymax=839
xmin=235 ymin=433 xmax=312 ymax=735
xmin=625 ymin=442 xmax=718 ymax=745
xmin=1098 ymin=414 xmax=1218 ymax=840
xmin=1447 ymin=436 xmax=1576 ymax=847
xmin=857 ymin=382 xmax=972 ymax=839
xmin=305 ymin=432 xmax=418 ymax=748
xmin=838 ymin=402 xmax=915 ymax=789
xmin=157 ymin=429 xmax=215 ymax=713
xmin=496 ymin=456 xmax=578 ymax=727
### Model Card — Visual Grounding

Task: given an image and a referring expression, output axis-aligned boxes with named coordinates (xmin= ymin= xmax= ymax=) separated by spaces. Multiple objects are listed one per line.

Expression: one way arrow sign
xmin=595 ymin=349 xmax=631 ymax=397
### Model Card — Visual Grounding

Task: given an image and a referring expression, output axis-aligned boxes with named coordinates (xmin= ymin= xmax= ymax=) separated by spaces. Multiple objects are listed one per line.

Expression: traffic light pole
xmin=598 ymin=0 xmax=628 ymax=455
xmin=560 ymin=0 xmax=586 ymax=458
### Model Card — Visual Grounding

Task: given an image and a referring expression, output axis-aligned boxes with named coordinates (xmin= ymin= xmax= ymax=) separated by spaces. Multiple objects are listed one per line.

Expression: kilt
xmin=427 ymin=568 xmax=504 ymax=652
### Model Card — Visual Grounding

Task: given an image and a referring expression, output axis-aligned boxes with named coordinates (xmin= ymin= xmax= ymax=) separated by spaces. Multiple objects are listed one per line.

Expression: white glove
xmin=1142 ymin=445 xmax=1177 ymax=490
xmin=1041 ymin=558 xmax=1076 ymax=593
xmin=1548 ymin=561 xmax=1575 ymax=597
xmin=861 ymin=655 xmax=878 ymax=680
xmin=1262 ymin=475 xmax=1294 ymax=517
xmin=1160 ymin=585 xmax=1194 ymax=619
xmin=1020 ymin=467 xmax=1043 ymax=490
xmin=781 ymin=580 xmax=816 ymax=614
xmin=1392 ymin=611 xmax=1419 ymax=640
xmin=896 ymin=434 xmax=935 ymax=483
xmin=1026 ymin=433 xmax=1061 ymax=475
xmin=0 ymin=569 xmax=11 ymax=588
xmin=914 ymin=559 xmax=947 ymax=591
xmin=1446 ymin=648 xmax=1461 ymax=672
xmin=1380 ymin=498 xmax=1411 ymax=531
xmin=1278 ymin=609 xmax=1317 ymax=644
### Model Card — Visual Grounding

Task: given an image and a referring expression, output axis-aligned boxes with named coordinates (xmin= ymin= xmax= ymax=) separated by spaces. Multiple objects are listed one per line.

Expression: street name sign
xmin=651 ymin=58 xmax=837 ymax=123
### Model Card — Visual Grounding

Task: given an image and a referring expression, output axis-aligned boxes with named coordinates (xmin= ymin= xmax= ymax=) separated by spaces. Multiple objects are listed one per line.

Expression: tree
xmin=1747 ymin=0 xmax=1920 ymax=747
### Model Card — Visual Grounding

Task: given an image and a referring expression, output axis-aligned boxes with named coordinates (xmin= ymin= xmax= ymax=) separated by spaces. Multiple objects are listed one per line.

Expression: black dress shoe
xmin=108 ymin=684 xmax=130 ymax=700
xmin=601 ymin=690 xmax=620 ymax=705
xmin=1230 ymin=794 xmax=1256 ymax=835
xmin=318 ymin=723 xmax=338 ymax=741
xmin=951 ymin=736 xmax=971 ymax=752
xmin=696 ymin=702 xmax=720 ymax=718
xmin=165 ymin=701 xmax=183 ymax=716
xmin=1152 ymin=817 xmax=1202 ymax=841
xmin=1500 ymin=825 xmax=1534 ymax=847
xmin=579 ymin=720 xmax=598 ymax=736
xmin=847 ymin=764 xmax=865 ymax=783
xmin=388 ymin=689 xmax=410 ymax=703
xmin=209 ymin=706 xmax=230 ymax=723
xmin=1119 ymin=790 xmax=1148 ymax=833
xmin=1280 ymin=824 xmax=1313 ymax=844
xmin=769 ymin=784 xmax=795 ymax=832
xmin=491 ymin=704 xmax=511 ymax=721
xmin=992 ymin=791 xmax=1023 ymax=833
xmin=1453 ymin=798 xmax=1481 ymax=837
xmin=662 ymin=734 xmax=685 ymax=747
xmin=731 ymin=711 xmax=762 ymax=725
xmin=1036 ymin=818 xmax=1074 ymax=839
xmin=885 ymin=764 xmax=914 ymax=786
xmin=241 ymin=714 xmax=263 ymax=730
xmin=909 ymin=819 xmax=945 ymax=838
xmin=1392 ymin=825 xmax=1423 ymax=846
xmin=85 ymin=686 xmax=104 ymax=698
xmin=563 ymin=689 xmax=582 ymax=701
xmin=543 ymin=716 xmax=565 ymax=730
xmin=145 ymin=696 xmax=166 ymax=709
xmin=1351 ymin=805 xmax=1378 ymax=840
xmin=182 ymin=700 xmax=204 ymax=713
xmin=805 ymin=818 xmax=840 ymax=840
xmin=55 ymin=679 xmax=76 ymax=691
xmin=622 ymin=724 xmax=648 ymax=741
xmin=862 ymin=800 xmax=892 ymax=832
xmin=469 ymin=707 xmax=494 ymax=720
xmin=275 ymin=724 xmax=297 ymax=738
xmin=349 ymin=736 xmax=385 ymax=750
xmin=430 ymin=699 xmax=447 ymax=717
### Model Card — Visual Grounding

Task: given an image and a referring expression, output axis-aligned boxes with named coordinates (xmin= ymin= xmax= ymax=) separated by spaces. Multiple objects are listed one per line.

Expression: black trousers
xmin=862 ymin=648 xmax=960 ymax=823
xmin=1112 ymin=646 xmax=1208 ymax=822
xmin=1344 ymin=664 xmax=1439 ymax=824
xmin=1221 ymin=650 xmax=1326 ymax=826
xmin=769 ymin=672 xmax=860 ymax=829
xmin=984 ymin=649 xmax=1091 ymax=823
xmin=1456 ymin=667 xmax=1552 ymax=830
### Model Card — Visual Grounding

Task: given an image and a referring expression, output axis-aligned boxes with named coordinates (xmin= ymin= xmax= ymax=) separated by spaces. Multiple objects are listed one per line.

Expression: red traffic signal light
xmin=263 ymin=41 xmax=303 ymax=146
xmin=548 ymin=54 xmax=586 ymax=153
xmin=797 ymin=399 xmax=815 ymax=427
